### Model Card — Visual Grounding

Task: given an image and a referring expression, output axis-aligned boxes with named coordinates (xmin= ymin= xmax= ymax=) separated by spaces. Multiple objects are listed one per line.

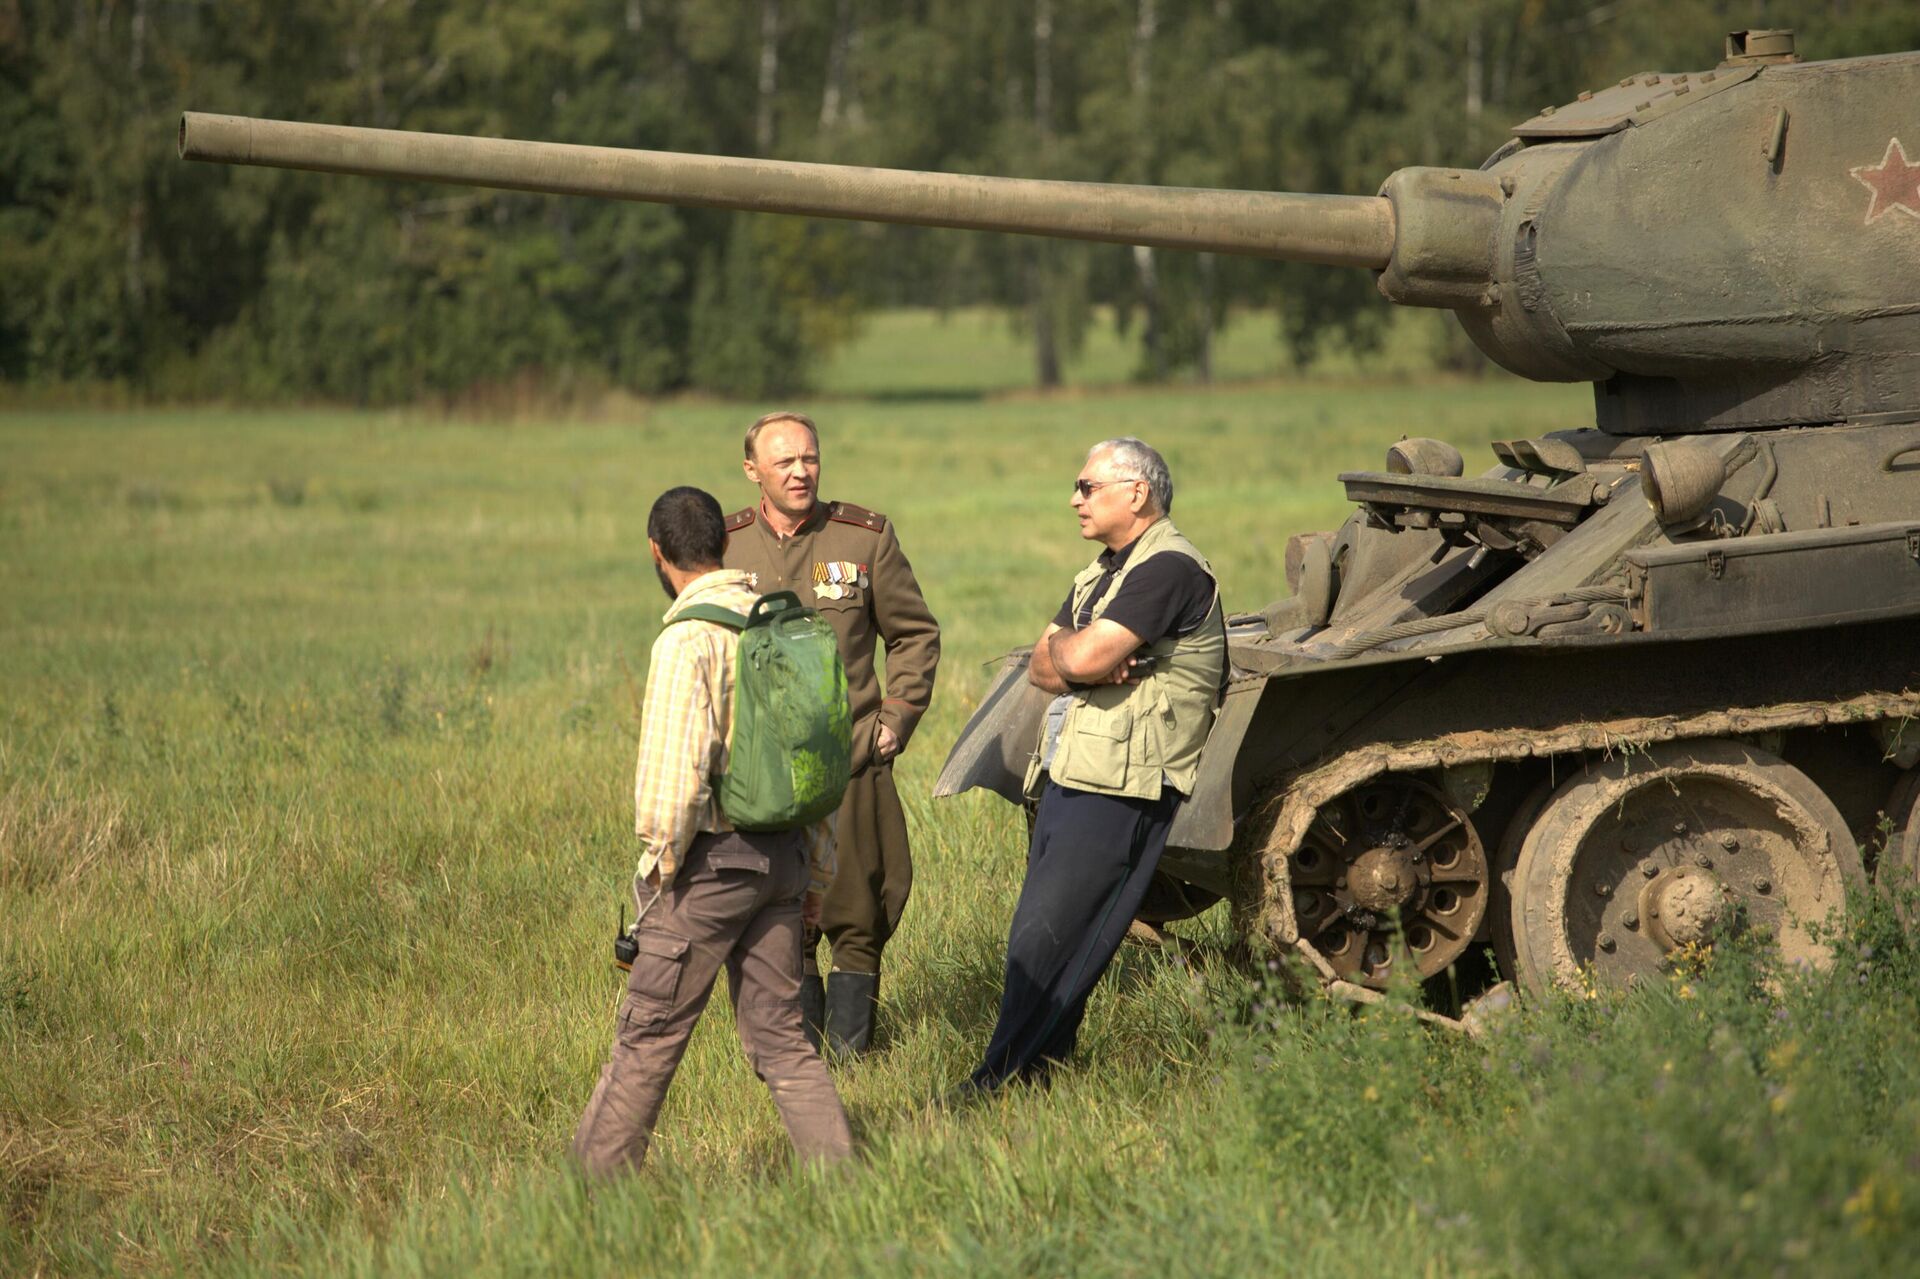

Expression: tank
xmin=181 ymin=28 xmax=1920 ymax=998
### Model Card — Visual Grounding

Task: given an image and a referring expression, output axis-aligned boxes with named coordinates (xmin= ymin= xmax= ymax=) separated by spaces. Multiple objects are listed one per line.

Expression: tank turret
xmin=180 ymin=30 xmax=1920 ymax=1002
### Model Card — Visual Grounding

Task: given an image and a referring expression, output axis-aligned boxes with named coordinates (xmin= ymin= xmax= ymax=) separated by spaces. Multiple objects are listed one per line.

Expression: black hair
xmin=647 ymin=486 xmax=727 ymax=569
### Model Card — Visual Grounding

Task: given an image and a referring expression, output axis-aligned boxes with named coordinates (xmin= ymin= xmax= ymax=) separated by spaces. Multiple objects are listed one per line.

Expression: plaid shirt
xmin=633 ymin=570 xmax=836 ymax=893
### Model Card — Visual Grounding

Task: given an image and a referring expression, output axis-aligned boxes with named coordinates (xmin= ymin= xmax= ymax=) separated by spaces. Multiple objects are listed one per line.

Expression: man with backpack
xmin=571 ymin=486 xmax=854 ymax=1174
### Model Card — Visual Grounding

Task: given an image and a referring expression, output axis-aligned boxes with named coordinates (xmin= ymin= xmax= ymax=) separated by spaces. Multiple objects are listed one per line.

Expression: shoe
xmin=824 ymin=970 xmax=879 ymax=1058
xmin=939 ymin=1076 xmax=997 ymax=1111
xmin=799 ymin=970 xmax=826 ymax=1053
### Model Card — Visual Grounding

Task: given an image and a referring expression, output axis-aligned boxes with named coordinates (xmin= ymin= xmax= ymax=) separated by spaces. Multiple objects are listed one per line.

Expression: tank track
xmin=1240 ymin=688 xmax=1920 ymax=948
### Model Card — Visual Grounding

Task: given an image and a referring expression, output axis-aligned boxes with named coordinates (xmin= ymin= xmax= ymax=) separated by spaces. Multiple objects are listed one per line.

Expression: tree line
xmin=3 ymin=1 xmax=1915 ymax=402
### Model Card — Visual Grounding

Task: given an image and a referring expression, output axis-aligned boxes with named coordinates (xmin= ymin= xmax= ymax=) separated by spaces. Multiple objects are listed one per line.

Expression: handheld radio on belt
xmin=613 ymin=904 xmax=638 ymax=971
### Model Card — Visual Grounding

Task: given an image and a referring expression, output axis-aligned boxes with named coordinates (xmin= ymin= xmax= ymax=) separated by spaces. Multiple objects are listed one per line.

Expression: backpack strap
xmin=743 ymin=590 xmax=806 ymax=626
xmin=669 ymin=604 xmax=749 ymax=630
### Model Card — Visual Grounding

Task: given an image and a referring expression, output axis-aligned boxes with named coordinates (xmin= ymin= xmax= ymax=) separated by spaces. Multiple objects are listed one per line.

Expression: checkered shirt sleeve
xmin=632 ymin=620 xmax=725 ymax=887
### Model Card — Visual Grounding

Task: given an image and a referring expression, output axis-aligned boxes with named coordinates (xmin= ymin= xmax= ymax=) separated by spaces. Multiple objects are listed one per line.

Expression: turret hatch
xmin=1511 ymin=64 xmax=1758 ymax=139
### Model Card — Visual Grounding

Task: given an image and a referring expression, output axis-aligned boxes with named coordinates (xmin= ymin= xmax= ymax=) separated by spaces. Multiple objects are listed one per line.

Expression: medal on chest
xmin=812 ymin=560 xmax=869 ymax=600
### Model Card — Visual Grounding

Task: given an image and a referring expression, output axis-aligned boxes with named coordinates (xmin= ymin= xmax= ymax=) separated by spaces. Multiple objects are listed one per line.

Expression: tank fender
xmin=932 ymin=649 xmax=1049 ymax=803
xmin=1166 ymin=676 xmax=1270 ymax=851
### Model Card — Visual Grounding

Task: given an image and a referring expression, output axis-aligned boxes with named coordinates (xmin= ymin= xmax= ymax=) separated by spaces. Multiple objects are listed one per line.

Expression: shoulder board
xmin=723 ymin=507 xmax=756 ymax=533
xmin=827 ymin=500 xmax=886 ymax=531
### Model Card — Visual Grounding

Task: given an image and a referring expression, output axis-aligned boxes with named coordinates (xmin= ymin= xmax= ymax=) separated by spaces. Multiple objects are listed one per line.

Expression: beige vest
xmin=1028 ymin=518 xmax=1226 ymax=801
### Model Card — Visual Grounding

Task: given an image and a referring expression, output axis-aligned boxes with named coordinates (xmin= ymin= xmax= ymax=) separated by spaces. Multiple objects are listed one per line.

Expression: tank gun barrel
xmin=181 ymin=36 xmax=1920 ymax=437
xmin=178 ymin=112 xmax=1394 ymax=269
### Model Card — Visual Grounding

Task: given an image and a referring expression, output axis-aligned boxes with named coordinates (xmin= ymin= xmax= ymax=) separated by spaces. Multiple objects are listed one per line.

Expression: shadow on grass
xmin=882 ymin=950 xmax=1008 ymax=1049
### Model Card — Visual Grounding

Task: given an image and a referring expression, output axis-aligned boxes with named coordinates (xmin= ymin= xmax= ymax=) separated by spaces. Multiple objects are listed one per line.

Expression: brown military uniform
xmin=722 ymin=499 xmax=940 ymax=981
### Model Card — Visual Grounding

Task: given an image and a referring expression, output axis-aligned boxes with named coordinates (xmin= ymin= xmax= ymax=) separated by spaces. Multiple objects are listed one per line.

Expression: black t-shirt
xmin=1052 ymin=536 xmax=1215 ymax=646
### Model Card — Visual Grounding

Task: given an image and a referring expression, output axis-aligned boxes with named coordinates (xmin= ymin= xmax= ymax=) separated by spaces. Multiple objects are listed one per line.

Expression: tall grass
xmin=9 ymin=332 xmax=1911 ymax=1275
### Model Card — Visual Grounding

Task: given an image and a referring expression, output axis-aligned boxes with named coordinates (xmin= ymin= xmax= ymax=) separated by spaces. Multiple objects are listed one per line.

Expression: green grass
xmin=6 ymin=316 xmax=1918 ymax=1275
xmin=813 ymin=305 xmax=1462 ymax=397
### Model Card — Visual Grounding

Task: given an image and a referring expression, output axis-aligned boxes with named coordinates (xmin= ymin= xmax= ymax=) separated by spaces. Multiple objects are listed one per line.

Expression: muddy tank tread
xmin=1241 ymin=688 xmax=1920 ymax=947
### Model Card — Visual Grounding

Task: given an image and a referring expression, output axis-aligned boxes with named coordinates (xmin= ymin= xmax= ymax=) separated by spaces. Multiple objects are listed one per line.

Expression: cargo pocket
xmin=618 ymin=930 xmax=690 ymax=1042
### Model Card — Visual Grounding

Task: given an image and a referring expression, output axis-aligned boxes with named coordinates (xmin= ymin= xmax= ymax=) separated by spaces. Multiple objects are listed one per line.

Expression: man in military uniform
xmin=965 ymin=437 xmax=1224 ymax=1094
xmin=723 ymin=411 xmax=941 ymax=1056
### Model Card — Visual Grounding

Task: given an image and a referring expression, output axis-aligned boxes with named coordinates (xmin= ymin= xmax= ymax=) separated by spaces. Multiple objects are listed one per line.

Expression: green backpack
xmin=671 ymin=590 xmax=853 ymax=831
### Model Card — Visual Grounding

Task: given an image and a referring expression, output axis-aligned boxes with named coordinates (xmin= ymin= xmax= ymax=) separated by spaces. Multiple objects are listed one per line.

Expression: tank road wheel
xmin=1509 ymin=739 xmax=1865 ymax=997
xmin=1492 ymin=779 xmax=1556 ymax=983
xmin=1876 ymin=770 xmax=1920 ymax=925
xmin=1288 ymin=777 xmax=1490 ymax=988
xmin=1880 ymin=769 xmax=1920 ymax=890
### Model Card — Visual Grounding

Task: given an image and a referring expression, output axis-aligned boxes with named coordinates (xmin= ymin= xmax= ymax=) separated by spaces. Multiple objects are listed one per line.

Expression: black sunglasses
xmin=1073 ymin=477 xmax=1142 ymax=498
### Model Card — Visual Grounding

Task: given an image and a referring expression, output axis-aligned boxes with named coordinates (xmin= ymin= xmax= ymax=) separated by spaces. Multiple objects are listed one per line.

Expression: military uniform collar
xmin=761 ymin=497 xmax=830 ymax=541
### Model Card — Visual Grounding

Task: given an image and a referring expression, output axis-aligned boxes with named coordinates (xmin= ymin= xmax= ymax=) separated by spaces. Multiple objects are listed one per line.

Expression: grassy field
xmin=811 ymin=306 xmax=1460 ymax=397
xmin=6 ymin=318 xmax=1920 ymax=1276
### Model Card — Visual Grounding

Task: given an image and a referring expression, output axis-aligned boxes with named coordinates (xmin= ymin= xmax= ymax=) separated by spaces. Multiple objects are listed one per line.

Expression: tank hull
xmin=935 ymin=419 xmax=1920 ymax=991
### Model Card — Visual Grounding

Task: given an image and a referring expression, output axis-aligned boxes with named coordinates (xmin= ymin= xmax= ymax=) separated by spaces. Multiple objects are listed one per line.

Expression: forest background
xmin=8 ymin=0 xmax=1920 ymax=405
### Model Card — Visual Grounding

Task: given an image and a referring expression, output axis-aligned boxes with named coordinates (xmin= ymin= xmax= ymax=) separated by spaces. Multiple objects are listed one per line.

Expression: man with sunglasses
xmin=723 ymin=411 xmax=941 ymax=1058
xmin=965 ymin=436 xmax=1226 ymax=1095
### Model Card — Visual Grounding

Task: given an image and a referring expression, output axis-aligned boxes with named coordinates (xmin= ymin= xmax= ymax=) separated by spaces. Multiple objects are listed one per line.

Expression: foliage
xmin=1437 ymin=892 xmax=1920 ymax=1275
xmin=689 ymin=216 xmax=864 ymax=397
xmin=1215 ymin=891 xmax=1920 ymax=1279
xmin=9 ymin=1 xmax=1920 ymax=399
xmin=2 ymin=0 xmax=858 ymax=401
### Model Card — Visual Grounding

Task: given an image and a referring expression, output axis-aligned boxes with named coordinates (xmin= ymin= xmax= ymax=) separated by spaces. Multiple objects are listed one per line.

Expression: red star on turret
xmin=1851 ymin=138 xmax=1920 ymax=223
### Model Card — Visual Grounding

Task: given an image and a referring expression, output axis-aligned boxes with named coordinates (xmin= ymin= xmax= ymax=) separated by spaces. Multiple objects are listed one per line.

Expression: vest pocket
xmin=1054 ymin=702 xmax=1131 ymax=791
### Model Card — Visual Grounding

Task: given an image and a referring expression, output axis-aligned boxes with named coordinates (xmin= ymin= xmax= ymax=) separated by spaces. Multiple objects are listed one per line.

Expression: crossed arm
xmin=1027 ymin=619 xmax=1146 ymax=693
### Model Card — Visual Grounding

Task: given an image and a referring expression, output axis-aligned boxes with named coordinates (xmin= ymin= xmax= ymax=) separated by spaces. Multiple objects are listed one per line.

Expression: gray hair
xmin=1088 ymin=437 xmax=1173 ymax=514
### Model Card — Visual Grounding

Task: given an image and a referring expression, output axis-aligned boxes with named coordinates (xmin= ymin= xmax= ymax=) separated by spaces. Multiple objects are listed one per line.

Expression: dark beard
xmin=655 ymin=563 xmax=678 ymax=602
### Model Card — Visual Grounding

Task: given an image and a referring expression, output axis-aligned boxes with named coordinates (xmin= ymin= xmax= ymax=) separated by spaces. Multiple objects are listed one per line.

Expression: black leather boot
xmin=799 ymin=969 xmax=827 ymax=1053
xmin=824 ymin=970 xmax=879 ymax=1059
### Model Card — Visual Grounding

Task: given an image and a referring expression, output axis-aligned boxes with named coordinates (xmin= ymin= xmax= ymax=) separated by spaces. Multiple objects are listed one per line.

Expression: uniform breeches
xmin=815 ymin=762 xmax=912 ymax=976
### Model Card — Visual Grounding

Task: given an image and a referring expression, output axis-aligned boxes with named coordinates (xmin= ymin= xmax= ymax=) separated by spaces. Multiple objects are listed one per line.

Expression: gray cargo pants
xmin=571 ymin=828 xmax=854 ymax=1174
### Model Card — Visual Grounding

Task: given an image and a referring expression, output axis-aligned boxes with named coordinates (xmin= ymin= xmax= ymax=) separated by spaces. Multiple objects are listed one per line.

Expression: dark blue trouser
xmin=971 ymin=780 xmax=1178 ymax=1089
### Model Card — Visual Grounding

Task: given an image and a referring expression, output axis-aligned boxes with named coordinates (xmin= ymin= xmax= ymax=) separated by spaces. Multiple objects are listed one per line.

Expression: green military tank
xmin=182 ymin=28 xmax=1920 ymax=998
